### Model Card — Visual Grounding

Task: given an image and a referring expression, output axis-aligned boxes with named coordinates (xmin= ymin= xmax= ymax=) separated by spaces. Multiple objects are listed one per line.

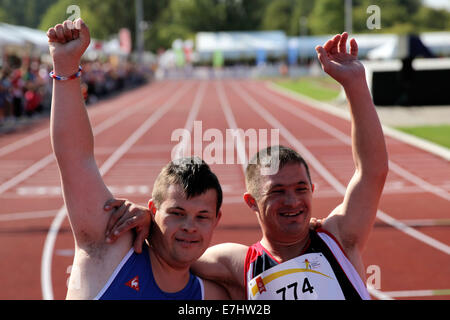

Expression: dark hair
xmin=152 ymin=157 xmax=223 ymax=215
xmin=245 ymin=145 xmax=312 ymax=199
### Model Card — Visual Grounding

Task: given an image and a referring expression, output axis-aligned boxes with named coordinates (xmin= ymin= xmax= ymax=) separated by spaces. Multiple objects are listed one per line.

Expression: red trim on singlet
xmin=315 ymin=227 xmax=350 ymax=260
xmin=243 ymin=239 xmax=312 ymax=292
xmin=315 ymin=228 xmax=363 ymax=296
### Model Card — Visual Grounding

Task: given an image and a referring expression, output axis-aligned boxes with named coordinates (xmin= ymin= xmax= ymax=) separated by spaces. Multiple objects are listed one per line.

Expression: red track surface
xmin=0 ymin=79 xmax=448 ymax=300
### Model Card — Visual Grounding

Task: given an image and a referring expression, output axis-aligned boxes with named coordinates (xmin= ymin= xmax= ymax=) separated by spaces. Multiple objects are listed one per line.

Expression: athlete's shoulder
xmin=203 ymin=242 xmax=249 ymax=264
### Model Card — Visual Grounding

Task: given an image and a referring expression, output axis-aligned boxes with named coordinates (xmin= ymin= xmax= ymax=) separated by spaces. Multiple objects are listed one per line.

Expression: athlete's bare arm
xmin=316 ymin=33 xmax=388 ymax=257
xmin=193 ymin=243 xmax=248 ymax=299
xmin=48 ymin=20 xmax=131 ymax=298
xmin=203 ymin=279 xmax=232 ymax=300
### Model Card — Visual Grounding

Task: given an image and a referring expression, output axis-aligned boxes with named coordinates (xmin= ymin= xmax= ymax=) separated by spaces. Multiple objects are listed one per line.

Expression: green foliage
xmin=1 ymin=0 xmax=449 ymax=50
xmin=0 ymin=6 xmax=9 ymax=23
xmin=309 ymin=0 xmax=345 ymax=34
xmin=0 ymin=0 xmax=55 ymax=27
xmin=261 ymin=0 xmax=294 ymax=33
xmin=39 ymin=0 xmax=106 ymax=39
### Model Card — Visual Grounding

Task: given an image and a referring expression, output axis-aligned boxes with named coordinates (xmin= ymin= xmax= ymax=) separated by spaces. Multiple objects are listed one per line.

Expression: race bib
xmin=248 ymin=253 xmax=345 ymax=300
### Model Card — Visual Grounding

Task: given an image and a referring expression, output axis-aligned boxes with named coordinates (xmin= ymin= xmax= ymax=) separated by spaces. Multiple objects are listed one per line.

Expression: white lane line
xmin=0 ymin=210 xmax=58 ymax=222
xmin=41 ymin=82 xmax=194 ymax=300
xmin=266 ymin=81 xmax=450 ymax=161
xmin=367 ymin=285 xmax=395 ymax=300
xmin=0 ymin=83 xmax=157 ymax=158
xmin=0 ymin=154 xmax=55 ymax=194
xmin=0 ymin=83 xmax=177 ymax=197
xmin=216 ymin=81 xmax=247 ymax=174
xmin=172 ymin=82 xmax=207 ymax=159
xmin=231 ymin=82 xmax=450 ymax=256
xmin=0 ymin=129 xmax=49 ymax=158
xmin=381 ymin=289 xmax=450 ymax=298
xmin=249 ymin=82 xmax=450 ymax=202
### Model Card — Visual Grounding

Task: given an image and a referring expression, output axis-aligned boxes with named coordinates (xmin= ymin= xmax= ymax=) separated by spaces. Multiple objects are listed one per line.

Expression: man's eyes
xmin=168 ymin=211 xmax=210 ymax=219
xmin=269 ymin=189 xmax=284 ymax=194
xmin=269 ymin=187 xmax=308 ymax=194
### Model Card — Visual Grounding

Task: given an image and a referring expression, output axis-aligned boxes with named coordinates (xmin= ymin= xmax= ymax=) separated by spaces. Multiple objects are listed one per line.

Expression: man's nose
xmin=181 ymin=216 xmax=197 ymax=233
xmin=283 ymin=190 xmax=302 ymax=207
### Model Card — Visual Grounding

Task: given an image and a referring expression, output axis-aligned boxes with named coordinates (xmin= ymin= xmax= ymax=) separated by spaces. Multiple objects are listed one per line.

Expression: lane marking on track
xmin=249 ymin=83 xmax=450 ymax=202
xmin=0 ymin=210 xmax=58 ymax=222
xmin=41 ymin=82 xmax=195 ymax=300
xmin=172 ymin=82 xmax=207 ymax=159
xmin=0 ymin=83 xmax=158 ymax=159
xmin=216 ymin=81 xmax=247 ymax=174
xmin=0 ymin=154 xmax=55 ymax=195
xmin=9 ymin=185 xmax=152 ymax=197
xmin=0 ymin=128 xmax=50 ymax=158
xmin=375 ymin=218 xmax=450 ymax=227
xmin=0 ymin=83 xmax=177 ymax=197
xmin=367 ymin=285 xmax=395 ymax=300
xmin=381 ymin=288 xmax=450 ymax=298
xmin=266 ymin=81 xmax=450 ymax=161
xmin=231 ymin=82 xmax=450 ymax=258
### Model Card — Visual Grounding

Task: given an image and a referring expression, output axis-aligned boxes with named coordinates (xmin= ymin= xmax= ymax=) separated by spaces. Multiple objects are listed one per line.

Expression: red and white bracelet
xmin=49 ymin=66 xmax=82 ymax=81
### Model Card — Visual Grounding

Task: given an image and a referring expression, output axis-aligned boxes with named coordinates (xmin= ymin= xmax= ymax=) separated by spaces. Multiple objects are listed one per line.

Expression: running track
xmin=0 ymin=79 xmax=448 ymax=300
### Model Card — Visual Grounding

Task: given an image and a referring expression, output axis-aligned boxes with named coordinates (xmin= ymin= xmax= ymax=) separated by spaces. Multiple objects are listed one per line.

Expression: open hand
xmin=104 ymin=198 xmax=152 ymax=254
xmin=315 ymin=32 xmax=365 ymax=87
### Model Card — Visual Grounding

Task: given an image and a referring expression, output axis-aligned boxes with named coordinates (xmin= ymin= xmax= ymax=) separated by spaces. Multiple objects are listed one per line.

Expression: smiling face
xmin=150 ymin=184 xmax=221 ymax=269
xmin=249 ymin=162 xmax=314 ymax=245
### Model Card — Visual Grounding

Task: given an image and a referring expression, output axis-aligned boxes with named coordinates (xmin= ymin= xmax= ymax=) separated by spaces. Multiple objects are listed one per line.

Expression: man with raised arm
xmin=48 ymin=19 xmax=228 ymax=300
xmin=105 ymin=32 xmax=388 ymax=300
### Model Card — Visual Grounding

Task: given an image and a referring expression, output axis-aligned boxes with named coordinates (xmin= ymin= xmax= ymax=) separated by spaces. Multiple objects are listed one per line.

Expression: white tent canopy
xmin=0 ymin=23 xmax=48 ymax=51
xmin=421 ymin=32 xmax=450 ymax=56
xmin=196 ymin=31 xmax=287 ymax=61
xmin=0 ymin=24 xmax=27 ymax=46
xmin=366 ymin=32 xmax=450 ymax=60
xmin=367 ymin=37 xmax=400 ymax=60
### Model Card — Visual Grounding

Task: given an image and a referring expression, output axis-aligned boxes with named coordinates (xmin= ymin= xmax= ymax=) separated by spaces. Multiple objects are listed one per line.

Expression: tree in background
xmin=261 ymin=0 xmax=293 ymax=34
xmin=0 ymin=0 xmax=55 ymax=27
xmin=309 ymin=0 xmax=345 ymax=34
xmin=290 ymin=0 xmax=315 ymax=35
xmin=1 ymin=0 xmax=449 ymax=51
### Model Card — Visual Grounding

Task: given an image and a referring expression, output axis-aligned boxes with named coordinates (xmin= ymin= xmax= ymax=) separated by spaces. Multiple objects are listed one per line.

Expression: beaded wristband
xmin=49 ymin=66 xmax=82 ymax=81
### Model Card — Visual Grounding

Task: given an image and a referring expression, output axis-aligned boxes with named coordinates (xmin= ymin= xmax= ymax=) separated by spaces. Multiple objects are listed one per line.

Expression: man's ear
xmin=148 ymin=199 xmax=157 ymax=216
xmin=214 ymin=210 xmax=222 ymax=227
xmin=243 ymin=193 xmax=259 ymax=212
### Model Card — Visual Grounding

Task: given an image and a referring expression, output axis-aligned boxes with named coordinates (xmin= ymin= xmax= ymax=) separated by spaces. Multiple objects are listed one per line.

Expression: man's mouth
xmin=175 ymin=237 xmax=200 ymax=245
xmin=279 ymin=209 xmax=305 ymax=217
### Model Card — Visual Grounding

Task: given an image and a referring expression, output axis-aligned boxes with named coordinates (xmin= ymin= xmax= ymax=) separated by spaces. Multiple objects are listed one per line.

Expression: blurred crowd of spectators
xmin=0 ymin=55 xmax=151 ymax=131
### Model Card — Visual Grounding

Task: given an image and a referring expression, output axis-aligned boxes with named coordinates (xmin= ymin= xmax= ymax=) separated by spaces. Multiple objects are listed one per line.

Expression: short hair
xmin=245 ymin=145 xmax=312 ymax=199
xmin=152 ymin=157 xmax=223 ymax=215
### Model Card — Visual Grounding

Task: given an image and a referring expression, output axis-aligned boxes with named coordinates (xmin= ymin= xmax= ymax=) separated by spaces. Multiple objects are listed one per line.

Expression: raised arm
xmin=49 ymin=19 xmax=117 ymax=250
xmin=316 ymin=33 xmax=388 ymax=253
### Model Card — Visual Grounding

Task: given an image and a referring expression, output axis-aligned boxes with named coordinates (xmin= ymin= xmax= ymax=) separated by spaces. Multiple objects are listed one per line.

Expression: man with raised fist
xmin=48 ymin=19 xmax=228 ymax=300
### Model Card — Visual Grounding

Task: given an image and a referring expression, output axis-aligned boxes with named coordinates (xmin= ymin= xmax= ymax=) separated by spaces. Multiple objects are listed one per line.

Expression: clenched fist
xmin=47 ymin=19 xmax=90 ymax=76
